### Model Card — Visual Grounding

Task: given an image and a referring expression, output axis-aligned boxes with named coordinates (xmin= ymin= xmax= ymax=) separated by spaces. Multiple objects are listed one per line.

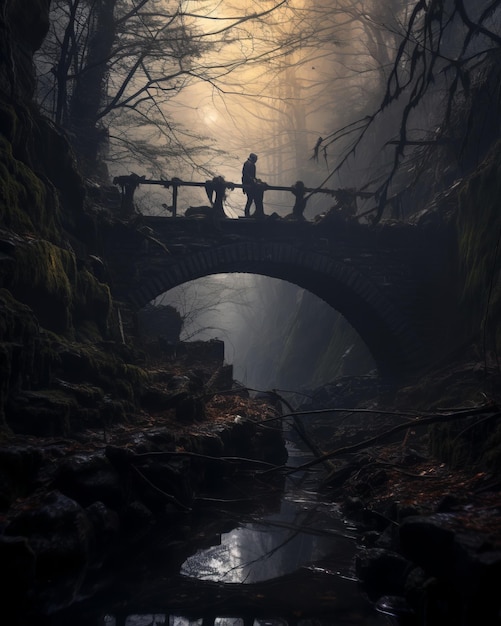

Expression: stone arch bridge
xmin=104 ymin=214 xmax=450 ymax=380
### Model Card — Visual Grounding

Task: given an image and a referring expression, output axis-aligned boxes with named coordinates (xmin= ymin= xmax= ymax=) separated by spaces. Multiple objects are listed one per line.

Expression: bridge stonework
xmin=104 ymin=216 xmax=451 ymax=380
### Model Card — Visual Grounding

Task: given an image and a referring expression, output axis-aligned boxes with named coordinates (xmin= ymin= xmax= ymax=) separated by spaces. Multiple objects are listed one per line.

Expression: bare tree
xmin=155 ymin=276 xmax=252 ymax=344
xmin=315 ymin=0 xmax=501 ymax=222
xmin=193 ymin=0 xmax=416 ymax=213
xmin=35 ymin=0 xmax=302 ymax=178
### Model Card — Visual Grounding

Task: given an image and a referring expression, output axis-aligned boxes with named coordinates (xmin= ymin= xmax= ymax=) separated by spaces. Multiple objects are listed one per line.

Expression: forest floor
xmin=4 ymin=346 xmax=500 ymax=547
xmin=323 ymin=352 xmax=501 ymax=547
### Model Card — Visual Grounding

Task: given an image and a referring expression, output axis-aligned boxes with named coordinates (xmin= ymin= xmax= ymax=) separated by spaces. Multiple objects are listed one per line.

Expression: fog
xmin=156 ymin=274 xmax=375 ymax=391
xmin=111 ymin=0 xmax=397 ymax=218
xmin=141 ymin=1 xmax=409 ymax=387
xmin=37 ymin=0 xmax=500 ymax=389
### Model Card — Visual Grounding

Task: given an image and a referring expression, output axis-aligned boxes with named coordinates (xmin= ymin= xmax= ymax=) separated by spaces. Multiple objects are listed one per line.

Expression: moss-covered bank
xmin=457 ymin=140 xmax=501 ymax=354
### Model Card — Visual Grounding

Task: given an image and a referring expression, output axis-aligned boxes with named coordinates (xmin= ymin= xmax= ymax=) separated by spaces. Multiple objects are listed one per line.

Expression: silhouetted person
xmin=242 ymin=153 xmax=266 ymax=218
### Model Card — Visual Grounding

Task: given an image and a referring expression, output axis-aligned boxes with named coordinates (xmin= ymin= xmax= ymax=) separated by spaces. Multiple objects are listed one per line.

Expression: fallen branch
xmin=250 ymin=517 xmax=356 ymax=541
xmin=134 ymin=449 xmax=280 ymax=469
xmin=451 ymin=411 xmax=501 ymax=443
xmin=271 ymin=405 xmax=499 ymax=478
xmin=260 ymin=406 xmax=431 ymax=424
xmin=130 ymin=464 xmax=192 ymax=511
xmin=270 ymin=389 xmax=336 ymax=473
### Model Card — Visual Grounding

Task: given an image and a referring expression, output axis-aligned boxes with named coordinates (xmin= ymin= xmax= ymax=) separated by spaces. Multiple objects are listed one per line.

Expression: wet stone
xmin=5 ymin=490 xmax=93 ymax=580
xmin=53 ymin=453 xmax=125 ymax=508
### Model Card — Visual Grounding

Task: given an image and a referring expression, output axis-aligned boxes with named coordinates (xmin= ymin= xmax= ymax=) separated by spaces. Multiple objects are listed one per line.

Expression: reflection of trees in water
xmin=171 ymin=617 xmax=202 ymax=626
xmin=182 ymin=539 xmax=244 ymax=582
xmin=214 ymin=619 xmax=244 ymax=626
xmin=180 ymin=494 xmax=345 ymax=585
xmin=119 ymin=610 xmax=283 ymax=626
xmin=124 ymin=614 xmax=167 ymax=626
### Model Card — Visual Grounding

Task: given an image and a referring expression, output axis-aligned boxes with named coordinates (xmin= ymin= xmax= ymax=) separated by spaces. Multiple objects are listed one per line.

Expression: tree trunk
xmin=68 ymin=0 xmax=116 ymax=173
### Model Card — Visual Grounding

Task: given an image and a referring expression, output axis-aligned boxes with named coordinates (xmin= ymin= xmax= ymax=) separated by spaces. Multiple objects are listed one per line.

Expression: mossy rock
xmin=6 ymin=389 xmax=74 ymax=437
xmin=0 ymin=98 xmax=86 ymax=246
xmin=429 ymin=416 xmax=500 ymax=470
xmin=6 ymin=380 xmax=133 ymax=436
xmin=7 ymin=238 xmax=112 ymax=336
xmin=0 ymin=134 xmax=61 ymax=238
xmin=73 ymin=267 xmax=112 ymax=336
xmin=456 ymin=141 xmax=501 ymax=353
xmin=9 ymin=239 xmax=75 ymax=332
xmin=53 ymin=339 xmax=148 ymax=409
xmin=0 ymin=289 xmax=41 ymax=428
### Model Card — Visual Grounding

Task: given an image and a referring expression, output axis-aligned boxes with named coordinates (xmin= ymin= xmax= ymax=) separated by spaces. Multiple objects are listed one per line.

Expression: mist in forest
xmin=158 ymin=273 xmax=376 ymax=391
xmin=121 ymin=0 xmax=399 ymax=219
xmin=161 ymin=2 xmax=497 ymax=387
xmin=36 ymin=1 xmax=501 ymax=389
xmin=153 ymin=0 xmax=411 ymax=388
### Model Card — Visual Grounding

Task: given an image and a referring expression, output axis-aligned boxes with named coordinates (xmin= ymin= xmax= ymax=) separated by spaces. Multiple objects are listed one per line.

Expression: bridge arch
xmin=127 ymin=240 xmax=424 ymax=379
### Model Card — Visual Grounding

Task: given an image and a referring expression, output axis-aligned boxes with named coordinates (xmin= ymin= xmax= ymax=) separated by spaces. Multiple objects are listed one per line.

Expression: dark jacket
xmin=242 ymin=159 xmax=256 ymax=186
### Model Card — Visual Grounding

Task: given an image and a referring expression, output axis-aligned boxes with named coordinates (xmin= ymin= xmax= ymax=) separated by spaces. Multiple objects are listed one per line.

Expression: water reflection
xmin=118 ymin=618 xmax=289 ymax=626
xmin=50 ymin=439 xmax=388 ymax=626
xmin=181 ymin=442 xmax=356 ymax=583
xmin=117 ymin=619 xmax=299 ymax=626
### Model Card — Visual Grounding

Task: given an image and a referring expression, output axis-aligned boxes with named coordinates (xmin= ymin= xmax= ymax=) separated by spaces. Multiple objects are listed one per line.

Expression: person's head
xmin=248 ymin=153 xmax=257 ymax=163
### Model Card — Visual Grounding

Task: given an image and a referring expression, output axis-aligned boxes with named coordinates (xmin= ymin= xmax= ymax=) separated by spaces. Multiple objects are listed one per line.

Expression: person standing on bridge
xmin=242 ymin=153 xmax=266 ymax=218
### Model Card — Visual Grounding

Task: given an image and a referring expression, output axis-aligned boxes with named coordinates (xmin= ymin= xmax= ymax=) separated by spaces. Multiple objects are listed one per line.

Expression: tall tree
xmin=316 ymin=0 xmax=501 ymax=222
xmin=35 ymin=0 xmax=299 ymax=178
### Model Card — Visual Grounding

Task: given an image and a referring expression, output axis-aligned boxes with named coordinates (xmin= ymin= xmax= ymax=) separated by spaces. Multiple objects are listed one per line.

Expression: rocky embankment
xmin=293 ymin=363 xmax=501 ymax=625
xmin=0 ymin=6 xmax=289 ymax=619
xmin=0 ymin=339 xmax=288 ymax=622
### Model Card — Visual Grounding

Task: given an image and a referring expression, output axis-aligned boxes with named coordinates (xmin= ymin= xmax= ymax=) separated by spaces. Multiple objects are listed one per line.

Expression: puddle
xmin=181 ymin=442 xmax=358 ymax=583
xmin=49 ymin=439 xmax=389 ymax=626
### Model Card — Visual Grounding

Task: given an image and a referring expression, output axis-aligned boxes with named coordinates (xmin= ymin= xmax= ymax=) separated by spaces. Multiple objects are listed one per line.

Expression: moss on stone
xmin=73 ymin=268 xmax=112 ymax=337
xmin=52 ymin=338 xmax=149 ymax=413
xmin=0 ymin=133 xmax=62 ymax=238
xmin=0 ymin=288 xmax=41 ymax=429
xmin=0 ymin=102 xmax=19 ymax=145
xmin=5 ymin=232 xmax=114 ymax=339
xmin=429 ymin=416 xmax=501 ymax=471
xmin=10 ymin=239 xmax=75 ymax=332
xmin=456 ymin=141 xmax=501 ymax=353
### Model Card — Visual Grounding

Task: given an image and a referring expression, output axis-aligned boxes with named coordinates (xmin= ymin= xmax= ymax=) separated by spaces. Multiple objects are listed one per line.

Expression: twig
xmin=193 ymin=496 xmax=253 ymax=504
xmin=451 ymin=411 xmax=501 ymax=443
xmin=250 ymin=517 xmax=356 ymax=541
xmin=270 ymin=389 xmax=336 ymax=473
xmin=134 ymin=450 xmax=280 ymax=469
xmin=259 ymin=406 xmax=436 ymax=425
xmin=130 ymin=464 xmax=192 ymax=511
xmin=276 ymin=406 xmax=499 ymax=477
xmin=374 ymin=460 xmax=447 ymax=479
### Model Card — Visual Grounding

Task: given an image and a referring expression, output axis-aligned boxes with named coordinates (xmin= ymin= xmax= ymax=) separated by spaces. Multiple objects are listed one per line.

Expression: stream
xmin=49 ymin=428 xmax=390 ymax=626
xmin=182 ymin=442 xmax=356 ymax=581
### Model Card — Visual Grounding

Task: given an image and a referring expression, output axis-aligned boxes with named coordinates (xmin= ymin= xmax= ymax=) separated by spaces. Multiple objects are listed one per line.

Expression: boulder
xmin=53 ymin=453 xmax=125 ymax=508
xmin=5 ymin=491 xmax=93 ymax=588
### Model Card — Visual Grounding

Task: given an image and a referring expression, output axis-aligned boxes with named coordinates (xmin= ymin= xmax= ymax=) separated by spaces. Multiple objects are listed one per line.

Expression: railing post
xmin=113 ymin=174 xmax=145 ymax=218
xmin=172 ymin=183 xmax=179 ymax=217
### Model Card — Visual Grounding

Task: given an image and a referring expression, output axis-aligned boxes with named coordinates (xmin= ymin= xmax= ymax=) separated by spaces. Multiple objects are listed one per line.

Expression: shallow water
xmin=181 ymin=441 xmax=358 ymax=584
xmin=50 ymin=438 xmax=389 ymax=626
